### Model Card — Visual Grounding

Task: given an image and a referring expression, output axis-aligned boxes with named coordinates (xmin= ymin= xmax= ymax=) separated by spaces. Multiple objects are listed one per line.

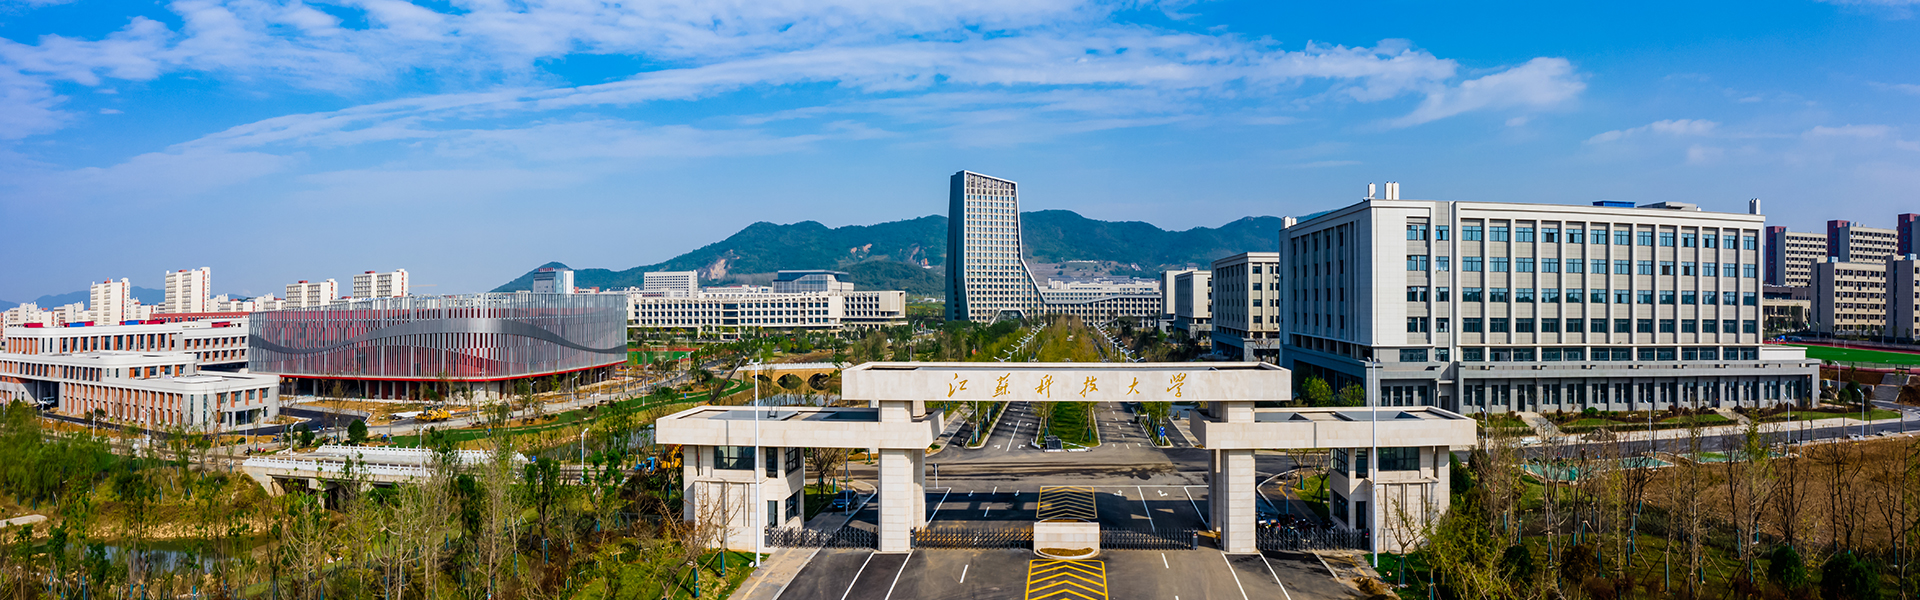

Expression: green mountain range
xmin=492 ymin=210 xmax=1283 ymax=297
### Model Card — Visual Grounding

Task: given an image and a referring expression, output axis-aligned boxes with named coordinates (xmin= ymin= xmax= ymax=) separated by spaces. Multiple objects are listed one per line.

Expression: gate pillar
xmin=1213 ymin=448 xmax=1257 ymax=553
xmin=877 ymin=447 xmax=924 ymax=552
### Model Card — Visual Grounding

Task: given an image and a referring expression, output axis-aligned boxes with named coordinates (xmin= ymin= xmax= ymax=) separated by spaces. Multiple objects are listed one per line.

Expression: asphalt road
xmin=779 ymin=548 xmax=1359 ymax=600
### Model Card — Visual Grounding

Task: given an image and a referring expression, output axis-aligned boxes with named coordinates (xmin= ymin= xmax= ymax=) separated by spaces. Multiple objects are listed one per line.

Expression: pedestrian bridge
xmin=241 ymin=445 xmax=523 ymax=500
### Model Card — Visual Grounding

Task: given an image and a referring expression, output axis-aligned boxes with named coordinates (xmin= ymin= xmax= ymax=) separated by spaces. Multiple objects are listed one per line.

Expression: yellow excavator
xmin=417 ymin=406 xmax=453 ymax=422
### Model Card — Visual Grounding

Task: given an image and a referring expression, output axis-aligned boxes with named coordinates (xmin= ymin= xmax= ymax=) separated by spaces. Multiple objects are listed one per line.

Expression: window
xmin=1492 ymin=226 xmax=1510 ymax=242
xmin=1681 ymin=233 xmax=1696 ymax=247
xmin=1659 ymin=319 xmax=1675 ymax=333
xmin=1615 ymin=260 xmax=1631 ymax=274
xmin=1542 ymin=318 xmax=1560 ymax=332
xmin=714 ymin=446 xmax=756 ymax=471
xmin=1516 ymin=318 xmax=1535 ymax=333
xmin=1660 ymin=231 xmax=1676 ymax=247
xmin=1660 ymin=261 xmax=1674 ymax=275
xmin=1517 ymin=258 xmax=1535 ymax=272
xmin=1517 ymin=288 xmax=1535 ymax=303
xmin=1616 ymin=230 xmax=1632 ymax=245
xmin=1743 ymin=264 xmax=1757 ymax=278
xmin=1723 ymin=263 xmax=1739 ymax=278
xmin=1407 ymin=255 xmax=1429 ymax=271
xmin=1399 ymin=349 xmax=1429 ymax=362
xmin=1682 ymin=319 xmax=1697 ymax=333
xmin=1517 ymin=227 xmax=1535 ymax=242
xmin=1437 ymin=287 xmax=1451 ymax=301
xmin=1436 ymin=317 xmax=1450 ymax=332
xmin=1724 ymin=291 xmax=1738 ymax=305
xmin=1681 ymin=262 xmax=1697 ymax=276
xmin=1616 ymin=290 xmax=1632 ymax=304
xmin=1638 ymin=290 xmax=1654 ymax=304
xmin=1407 ymin=224 xmax=1429 ymax=240
xmin=1464 ymin=287 xmax=1483 ymax=302
xmin=1656 ymin=348 xmax=1676 ymax=361
xmin=1614 ymin=319 xmax=1632 ymax=333
xmin=1463 ymin=348 xmax=1484 ymax=361
xmin=1638 ymin=319 xmax=1654 ymax=333
xmin=1703 ymin=262 xmax=1717 ymax=276
xmin=1723 ymin=319 xmax=1738 ymax=333
xmin=1464 ymin=318 xmax=1483 ymax=332
xmin=1491 ymin=288 xmax=1510 ymax=302
xmin=1544 ymin=228 xmax=1559 ymax=242
xmin=1703 ymin=291 xmax=1718 ymax=305
xmin=1723 ymin=235 xmax=1737 ymax=248
xmin=1407 ymin=286 xmax=1429 ymax=302
xmin=1464 ymin=257 xmax=1483 ymax=272
xmin=1436 ymin=226 xmax=1450 ymax=241
xmin=1491 ymin=317 xmax=1509 ymax=333
xmin=1592 ymin=228 xmax=1607 ymax=244
xmin=1565 ymin=288 xmax=1583 ymax=303
xmin=1638 ymin=230 xmax=1654 ymax=246
xmin=1566 ymin=259 xmax=1583 ymax=274
xmin=1743 ymin=292 xmax=1757 ymax=306
xmin=1379 ymin=447 xmax=1420 ymax=471
xmin=1436 ymin=256 xmax=1451 ymax=271
xmin=1681 ymin=291 xmax=1697 ymax=305
xmin=1743 ymin=235 xmax=1757 ymax=250
xmin=787 ymin=448 xmax=803 ymax=474
xmin=1492 ymin=257 xmax=1509 ymax=272
xmin=1702 ymin=319 xmax=1718 ymax=333
xmin=1463 ymin=225 xmax=1484 ymax=241
xmin=1407 ymin=317 xmax=1429 ymax=333
xmin=1703 ymin=234 xmax=1717 ymax=249
xmin=1543 ymin=258 xmax=1559 ymax=273
xmin=1659 ymin=290 xmax=1675 ymax=304
xmin=1638 ymin=260 xmax=1654 ymax=275
xmin=1568 ymin=229 xmax=1585 ymax=243
xmin=1566 ymin=319 xmax=1585 ymax=333
xmin=1544 ymin=288 xmax=1561 ymax=303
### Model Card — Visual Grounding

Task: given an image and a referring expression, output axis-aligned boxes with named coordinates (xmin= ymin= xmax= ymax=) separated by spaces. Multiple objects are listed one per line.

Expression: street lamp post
xmin=751 ymin=359 xmax=763 ymax=567
xmin=1365 ymin=357 xmax=1382 ymax=568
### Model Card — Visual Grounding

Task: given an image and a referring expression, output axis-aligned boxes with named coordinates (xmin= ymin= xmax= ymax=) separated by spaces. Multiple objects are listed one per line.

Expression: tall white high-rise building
xmin=948 ymin=171 xmax=1043 ymax=321
xmin=285 ymin=279 xmax=339 ymax=309
xmin=643 ymin=271 xmax=700 ymax=296
xmin=353 ymin=269 xmax=409 ymax=298
xmin=90 ymin=278 xmax=133 ymax=324
xmin=163 ymin=267 xmax=211 ymax=314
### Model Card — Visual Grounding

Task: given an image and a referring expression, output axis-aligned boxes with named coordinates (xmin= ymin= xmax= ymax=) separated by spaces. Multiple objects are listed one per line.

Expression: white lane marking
xmin=1185 ymin=487 xmax=1209 ymax=528
xmin=881 ymin=551 xmax=914 ymax=600
xmin=1135 ymin=485 xmax=1156 ymax=532
xmin=927 ymin=488 xmax=952 ymax=521
xmin=1313 ymin=552 xmax=1337 ymax=578
xmin=1161 ymin=553 xmax=1170 ymax=569
xmin=1220 ymin=552 xmax=1250 ymax=600
xmin=839 ymin=553 xmax=876 ymax=600
xmin=984 ymin=486 xmax=997 ymax=517
xmin=1259 ymin=552 xmax=1293 ymax=600
xmin=960 ymin=563 xmax=968 ymax=583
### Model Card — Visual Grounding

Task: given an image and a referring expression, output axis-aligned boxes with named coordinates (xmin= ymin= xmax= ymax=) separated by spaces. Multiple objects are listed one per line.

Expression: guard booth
xmin=654 ymin=362 xmax=1476 ymax=554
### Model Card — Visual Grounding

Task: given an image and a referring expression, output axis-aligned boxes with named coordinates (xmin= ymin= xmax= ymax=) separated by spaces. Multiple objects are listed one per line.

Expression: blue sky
xmin=2 ymin=0 xmax=1917 ymax=302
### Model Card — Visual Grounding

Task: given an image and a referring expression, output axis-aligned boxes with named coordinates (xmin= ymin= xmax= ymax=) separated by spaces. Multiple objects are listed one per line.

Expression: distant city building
xmin=1160 ymin=269 xmax=1190 ymax=325
xmin=1893 ymin=256 xmax=1920 ymax=340
xmin=249 ymin=294 xmax=626 ymax=400
xmin=285 ymin=279 xmax=339 ymax=309
xmin=643 ymin=271 xmax=700 ymax=297
xmin=1209 ymin=253 xmax=1282 ymax=362
xmin=89 ymin=279 xmax=133 ymax=325
xmin=946 ymin=170 xmax=1161 ymax=323
xmin=352 ymin=269 xmax=409 ymax=298
xmin=163 ymin=268 xmax=211 ymax=314
xmin=1266 ymin=185 xmax=1813 ymax=414
xmin=1827 ymin=219 xmax=1899 ymax=265
xmin=532 ymin=267 xmax=575 ymax=295
xmin=1764 ymin=227 xmax=1827 ymax=287
xmin=1765 ymin=215 xmax=1916 ymax=288
xmin=1170 ymin=269 xmax=1212 ymax=342
xmin=772 ymin=270 xmax=855 ymax=294
xmin=1810 ymin=255 xmax=1920 ymax=339
xmin=1761 ymin=286 xmax=1811 ymax=334
xmin=1900 ymin=213 xmax=1920 ymax=257
xmin=627 ymin=287 xmax=907 ymax=336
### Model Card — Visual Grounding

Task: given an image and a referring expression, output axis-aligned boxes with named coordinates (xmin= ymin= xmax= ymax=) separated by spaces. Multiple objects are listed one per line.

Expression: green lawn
xmin=1763 ymin=408 xmax=1903 ymax=422
xmin=1042 ymin=403 xmax=1100 ymax=448
xmin=1790 ymin=343 xmax=1920 ymax=366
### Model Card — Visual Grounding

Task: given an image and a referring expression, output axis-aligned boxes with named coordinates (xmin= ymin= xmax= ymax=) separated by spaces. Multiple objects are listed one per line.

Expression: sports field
xmin=1787 ymin=344 xmax=1920 ymax=366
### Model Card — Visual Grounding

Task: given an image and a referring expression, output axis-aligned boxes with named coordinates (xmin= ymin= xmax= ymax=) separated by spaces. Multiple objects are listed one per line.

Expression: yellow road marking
xmin=1038 ymin=486 xmax=1098 ymax=521
xmin=1025 ymin=559 xmax=1108 ymax=600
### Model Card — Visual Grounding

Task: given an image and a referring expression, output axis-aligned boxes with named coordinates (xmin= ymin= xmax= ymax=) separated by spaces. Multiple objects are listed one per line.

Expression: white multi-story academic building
xmin=0 ymin=319 xmax=276 ymax=430
xmin=946 ymin=170 xmax=1163 ymax=323
xmin=1270 ymin=185 xmax=1816 ymax=414
xmin=352 ymin=269 xmax=409 ymax=298
xmin=627 ymin=270 xmax=906 ymax=336
xmin=644 ymin=271 xmax=700 ymax=297
xmin=1168 ymin=269 xmax=1212 ymax=341
xmin=532 ymin=267 xmax=575 ymax=295
xmin=1210 ymin=253 xmax=1281 ymax=360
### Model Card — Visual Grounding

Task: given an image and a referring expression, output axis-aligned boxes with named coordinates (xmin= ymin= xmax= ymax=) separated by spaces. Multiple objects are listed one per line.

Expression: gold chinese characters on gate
xmin=935 ymin=372 xmax=1196 ymax=400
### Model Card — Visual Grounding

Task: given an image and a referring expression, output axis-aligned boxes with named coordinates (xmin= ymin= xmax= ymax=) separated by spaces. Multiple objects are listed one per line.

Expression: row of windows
xmin=1408 ymin=286 xmax=1758 ymax=305
xmin=1424 ymin=317 xmax=1759 ymax=334
xmin=1416 ymin=223 xmax=1758 ymax=249
xmin=1418 ymin=256 xmax=1757 ymax=278
xmin=1449 ymin=346 xmax=1763 ymax=362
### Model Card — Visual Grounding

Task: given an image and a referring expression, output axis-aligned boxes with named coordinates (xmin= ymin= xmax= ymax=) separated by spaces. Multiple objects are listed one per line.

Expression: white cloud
xmin=1805 ymin=124 xmax=1891 ymax=138
xmin=1585 ymin=119 xmax=1719 ymax=144
xmin=1389 ymin=57 xmax=1585 ymax=127
xmin=98 ymin=108 xmax=122 ymax=114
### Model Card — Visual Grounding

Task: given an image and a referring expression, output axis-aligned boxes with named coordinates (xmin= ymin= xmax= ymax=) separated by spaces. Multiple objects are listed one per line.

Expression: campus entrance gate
xmin=656 ymin=362 xmax=1477 ymax=554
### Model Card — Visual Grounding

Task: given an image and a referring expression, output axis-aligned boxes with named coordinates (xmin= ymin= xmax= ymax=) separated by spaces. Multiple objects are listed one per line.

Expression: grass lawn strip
xmin=1789 ymin=343 xmax=1920 ymax=366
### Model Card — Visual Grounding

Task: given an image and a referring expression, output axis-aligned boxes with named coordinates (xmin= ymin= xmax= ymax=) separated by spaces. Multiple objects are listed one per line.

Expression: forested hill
xmin=492 ymin=211 xmax=1284 ymax=297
